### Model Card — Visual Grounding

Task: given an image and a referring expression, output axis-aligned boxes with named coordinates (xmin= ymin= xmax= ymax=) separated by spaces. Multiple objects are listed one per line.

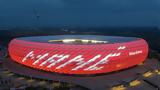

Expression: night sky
xmin=0 ymin=0 xmax=159 ymax=27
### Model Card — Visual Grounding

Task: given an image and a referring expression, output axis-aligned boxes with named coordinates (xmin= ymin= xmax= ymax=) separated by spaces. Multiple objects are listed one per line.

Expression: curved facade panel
xmin=8 ymin=35 xmax=148 ymax=75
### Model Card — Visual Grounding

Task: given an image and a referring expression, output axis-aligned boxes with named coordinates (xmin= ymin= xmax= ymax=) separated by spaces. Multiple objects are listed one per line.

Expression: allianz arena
xmin=8 ymin=35 xmax=148 ymax=75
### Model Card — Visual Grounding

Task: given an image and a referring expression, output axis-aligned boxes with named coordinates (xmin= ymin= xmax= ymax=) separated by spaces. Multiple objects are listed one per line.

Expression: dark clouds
xmin=0 ymin=0 xmax=159 ymax=27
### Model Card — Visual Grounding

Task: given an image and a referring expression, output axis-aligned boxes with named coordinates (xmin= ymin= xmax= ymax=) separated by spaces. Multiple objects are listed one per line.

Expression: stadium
xmin=0 ymin=0 xmax=160 ymax=89
xmin=1 ymin=35 xmax=159 ymax=90
xmin=8 ymin=35 xmax=148 ymax=75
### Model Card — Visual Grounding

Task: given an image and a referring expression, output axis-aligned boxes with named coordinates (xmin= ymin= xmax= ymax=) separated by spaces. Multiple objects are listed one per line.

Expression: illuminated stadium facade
xmin=8 ymin=35 xmax=148 ymax=75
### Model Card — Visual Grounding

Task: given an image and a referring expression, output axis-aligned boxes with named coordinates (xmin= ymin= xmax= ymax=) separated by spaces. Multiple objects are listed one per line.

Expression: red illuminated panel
xmin=8 ymin=37 xmax=148 ymax=75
